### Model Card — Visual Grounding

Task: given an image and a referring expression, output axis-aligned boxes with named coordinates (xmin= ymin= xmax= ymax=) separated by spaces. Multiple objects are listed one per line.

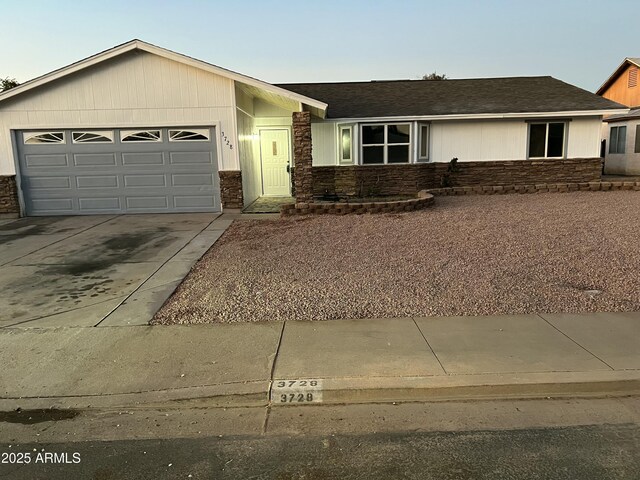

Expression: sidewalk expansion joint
xmin=536 ymin=314 xmax=616 ymax=371
xmin=412 ymin=317 xmax=448 ymax=375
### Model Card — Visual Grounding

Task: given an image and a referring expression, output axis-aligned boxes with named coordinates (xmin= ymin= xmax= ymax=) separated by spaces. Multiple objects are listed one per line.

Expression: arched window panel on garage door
xmin=72 ymin=131 xmax=114 ymax=144
xmin=169 ymin=129 xmax=210 ymax=141
xmin=120 ymin=130 xmax=162 ymax=142
xmin=23 ymin=132 xmax=65 ymax=144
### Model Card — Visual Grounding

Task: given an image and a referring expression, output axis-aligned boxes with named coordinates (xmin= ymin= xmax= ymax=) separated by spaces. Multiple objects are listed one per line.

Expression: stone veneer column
xmin=219 ymin=170 xmax=244 ymax=210
xmin=0 ymin=175 xmax=20 ymax=216
xmin=292 ymin=111 xmax=313 ymax=204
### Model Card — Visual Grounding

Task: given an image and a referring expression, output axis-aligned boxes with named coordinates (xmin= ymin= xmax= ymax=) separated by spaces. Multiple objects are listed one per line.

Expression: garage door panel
xmin=171 ymin=173 xmax=214 ymax=187
xmin=126 ymin=196 xmax=169 ymax=210
xmin=123 ymin=174 xmax=167 ymax=187
xmin=25 ymin=154 xmax=69 ymax=168
xmin=76 ymin=175 xmax=119 ymax=189
xmin=169 ymin=152 xmax=213 ymax=165
xmin=122 ymin=152 xmax=165 ymax=166
xmin=31 ymin=198 xmax=74 ymax=213
xmin=174 ymin=195 xmax=216 ymax=208
xmin=73 ymin=153 xmax=117 ymax=167
xmin=17 ymin=127 xmax=220 ymax=215
xmin=28 ymin=177 xmax=72 ymax=190
xmin=78 ymin=197 xmax=121 ymax=211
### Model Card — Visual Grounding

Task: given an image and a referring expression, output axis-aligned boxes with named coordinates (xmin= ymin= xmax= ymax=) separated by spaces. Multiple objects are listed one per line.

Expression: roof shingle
xmin=277 ymin=76 xmax=624 ymax=119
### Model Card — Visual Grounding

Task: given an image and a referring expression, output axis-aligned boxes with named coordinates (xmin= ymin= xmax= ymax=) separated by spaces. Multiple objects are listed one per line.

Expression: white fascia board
xmin=0 ymin=39 xmax=328 ymax=113
xmin=324 ymin=109 xmax=629 ymax=123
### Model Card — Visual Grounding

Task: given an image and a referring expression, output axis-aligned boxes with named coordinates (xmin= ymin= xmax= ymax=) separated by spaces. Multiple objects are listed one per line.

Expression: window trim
xmin=23 ymin=131 xmax=66 ymax=145
xmin=417 ymin=123 xmax=430 ymax=162
xmin=168 ymin=129 xmax=210 ymax=142
xmin=609 ymin=125 xmax=627 ymax=154
xmin=360 ymin=123 xmax=412 ymax=165
xmin=527 ymin=121 xmax=567 ymax=159
xmin=120 ymin=129 xmax=162 ymax=143
xmin=337 ymin=124 xmax=354 ymax=164
xmin=71 ymin=130 xmax=114 ymax=144
xmin=635 ymin=125 xmax=640 ymax=154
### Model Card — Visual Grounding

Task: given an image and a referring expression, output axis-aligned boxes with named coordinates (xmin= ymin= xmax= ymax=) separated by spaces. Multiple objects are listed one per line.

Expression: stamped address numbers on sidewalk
xmin=271 ymin=379 xmax=324 ymax=404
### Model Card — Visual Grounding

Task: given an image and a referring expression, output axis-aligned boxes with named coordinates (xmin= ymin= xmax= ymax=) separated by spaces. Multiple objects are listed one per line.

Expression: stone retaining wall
xmin=281 ymin=181 xmax=639 ymax=216
xmin=313 ymin=158 xmax=602 ymax=198
xmin=219 ymin=171 xmax=244 ymax=209
xmin=428 ymin=180 xmax=640 ymax=196
xmin=0 ymin=175 xmax=19 ymax=216
xmin=281 ymin=192 xmax=434 ymax=216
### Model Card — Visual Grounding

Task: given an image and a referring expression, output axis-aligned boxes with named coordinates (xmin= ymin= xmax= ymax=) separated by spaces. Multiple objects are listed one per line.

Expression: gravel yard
xmin=153 ymin=191 xmax=640 ymax=324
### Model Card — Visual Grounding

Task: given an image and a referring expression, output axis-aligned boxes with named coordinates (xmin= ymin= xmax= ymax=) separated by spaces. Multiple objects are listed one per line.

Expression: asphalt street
xmin=2 ymin=423 xmax=639 ymax=479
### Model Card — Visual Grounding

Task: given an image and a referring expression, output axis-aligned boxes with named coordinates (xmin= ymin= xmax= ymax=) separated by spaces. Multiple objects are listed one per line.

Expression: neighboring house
xmin=0 ymin=40 xmax=626 ymax=217
xmin=597 ymin=57 xmax=640 ymax=175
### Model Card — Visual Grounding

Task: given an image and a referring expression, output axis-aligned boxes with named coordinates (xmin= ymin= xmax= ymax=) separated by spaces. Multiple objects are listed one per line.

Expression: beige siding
xmin=311 ymin=122 xmax=338 ymax=165
xmin=235 ymin=86 xmax=254 ymax=116
xmin=311 ymin=117 xmax=600 ymax=165
xmin=566 ymin=117 xmax=602 ymax=158
xmin=237 ymin=110 xmax=262 ymax=206
xmin=0 ymin=50 xmax=239 ymax=174
xmin=254 ymin=98 xmax=292 ymax=118
xmin=430 ymin=120 xmax=527 ymax=162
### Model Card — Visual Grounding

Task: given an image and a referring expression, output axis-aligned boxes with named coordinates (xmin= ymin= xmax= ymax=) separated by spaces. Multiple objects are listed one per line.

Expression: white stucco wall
xmin=0 ymin=50 xmax=240 ymax=175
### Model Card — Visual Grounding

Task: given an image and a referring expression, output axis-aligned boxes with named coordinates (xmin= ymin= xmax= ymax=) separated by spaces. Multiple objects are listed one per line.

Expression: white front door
xmin=260 ymin=129 xmax=291 ymax=196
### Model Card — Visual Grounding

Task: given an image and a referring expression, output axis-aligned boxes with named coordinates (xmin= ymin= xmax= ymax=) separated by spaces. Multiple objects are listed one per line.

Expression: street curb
xmin=0 ymin=381 xmax=270 ymax=411
xmin=3 ymin=372 xmax=639 ymax=412
xmin=291 ymin=371 xmax=640 ymax=405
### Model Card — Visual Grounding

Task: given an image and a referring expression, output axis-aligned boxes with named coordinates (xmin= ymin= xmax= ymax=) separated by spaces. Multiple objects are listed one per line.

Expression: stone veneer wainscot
xmin=312 ymin=158 xmax=603 ymax=198
xmin=219 ymin=171 xmax=244 ymax=209
xmin=0 ymin=175 xmax=19 ymax=216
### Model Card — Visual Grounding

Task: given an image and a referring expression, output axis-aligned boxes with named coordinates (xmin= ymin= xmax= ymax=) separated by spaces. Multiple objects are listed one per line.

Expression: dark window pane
xmin=362 ymin=146 xmax=384 ymax=164
xmin=420 ymin=125 xmax=428 ymax=158
xmin=341 ymin=128 xmax=351 ymax=160
xmin=635 ymin=125 xmax=640 ymax=153
xmin=547 ymin=123 xmax=565 ymax=157
xmin=388 ymin=124 xmax=410 ymax=143
xmin=362 ymin=125 xmax=384 ymax=145
xmin=529 ymin=124 xmax=546 ymax=157
xmin=617 ymin=126 xmax=626 ymax=153
xmin=387 ymin=145 xmax=409 ymax=163
xmin=609 ymin=127 xmax=619 ymax=154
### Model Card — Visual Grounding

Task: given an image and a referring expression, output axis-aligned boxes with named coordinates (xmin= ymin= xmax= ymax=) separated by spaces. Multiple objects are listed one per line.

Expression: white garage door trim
xmin=15 ymin=126 xmax=221 ymax=216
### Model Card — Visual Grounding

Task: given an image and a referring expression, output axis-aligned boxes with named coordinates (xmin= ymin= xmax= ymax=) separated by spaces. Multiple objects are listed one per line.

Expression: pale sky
xmin=0 ymin=0 xmax=637 ymax=92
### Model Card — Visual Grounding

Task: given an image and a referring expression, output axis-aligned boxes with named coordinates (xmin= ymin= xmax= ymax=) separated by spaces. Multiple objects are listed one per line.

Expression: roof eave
xmin=0 ymin=39 xmax=328 ymax=113
xmin=0 ymin=40 xmax=139 ymax=103
xmin=596 ymin=57 xmax=640 ymax=95
xmin=323 ymin=108 xmax=629 ymax=122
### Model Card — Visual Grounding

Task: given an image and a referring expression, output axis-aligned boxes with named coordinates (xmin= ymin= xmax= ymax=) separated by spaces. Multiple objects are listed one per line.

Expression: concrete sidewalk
xmin=0 ymin=312 xmax=639 ymax=410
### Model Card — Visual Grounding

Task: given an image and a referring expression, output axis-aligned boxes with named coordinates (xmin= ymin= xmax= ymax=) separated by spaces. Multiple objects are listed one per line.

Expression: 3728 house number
xmin=272 ymin=379 xmax=323 ymax=404
xmin=220 ymin=131 xmax=233 ymax=150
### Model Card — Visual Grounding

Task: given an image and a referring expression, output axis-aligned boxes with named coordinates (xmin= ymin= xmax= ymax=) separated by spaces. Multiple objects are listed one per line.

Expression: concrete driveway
xmin=0 ymin=213 xmax=228 ymax=328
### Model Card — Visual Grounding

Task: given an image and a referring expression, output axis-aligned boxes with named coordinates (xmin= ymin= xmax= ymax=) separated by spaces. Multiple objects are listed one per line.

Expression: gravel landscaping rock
xmin=153 ymin=191 xmax=640 ymax=324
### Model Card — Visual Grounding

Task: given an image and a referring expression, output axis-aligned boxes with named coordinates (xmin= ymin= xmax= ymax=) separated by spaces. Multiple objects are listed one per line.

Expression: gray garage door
xmin=17 ymin=127 xmax=220 ymax=215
